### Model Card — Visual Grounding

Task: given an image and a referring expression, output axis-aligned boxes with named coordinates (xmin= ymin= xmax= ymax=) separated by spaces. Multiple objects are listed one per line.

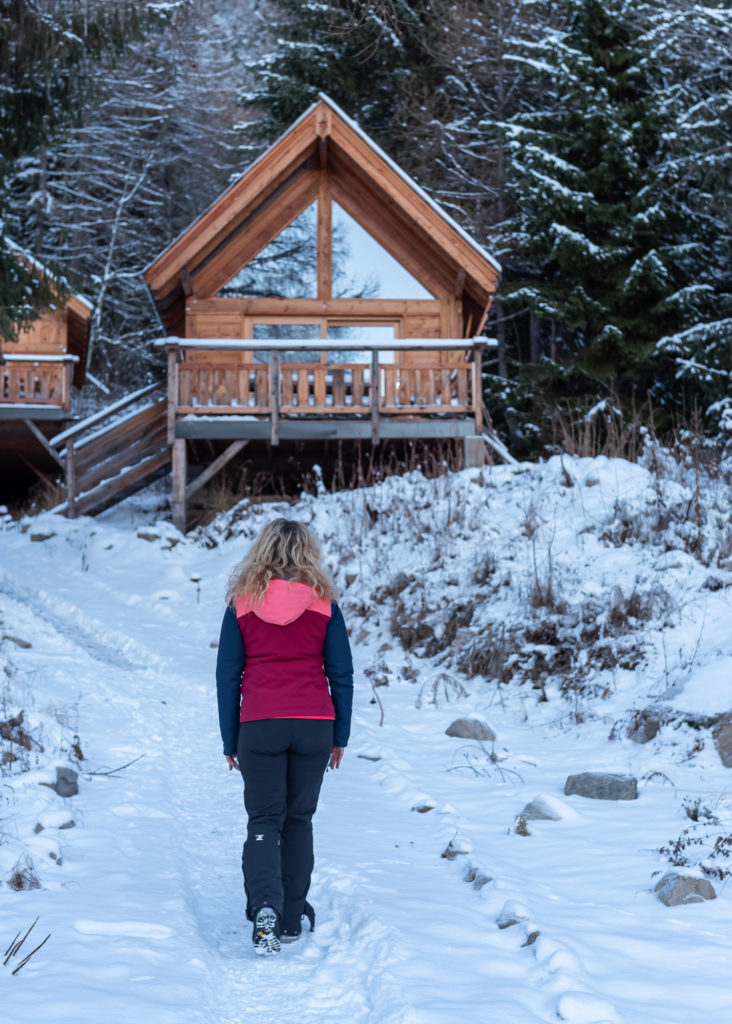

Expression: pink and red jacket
xmin=216 ymin=579 xmax=354 ymax=755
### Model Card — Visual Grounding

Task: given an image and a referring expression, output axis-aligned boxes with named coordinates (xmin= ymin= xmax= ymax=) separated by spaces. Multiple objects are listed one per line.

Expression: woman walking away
xmin=216 ymin=519 xmax=354 ymax=956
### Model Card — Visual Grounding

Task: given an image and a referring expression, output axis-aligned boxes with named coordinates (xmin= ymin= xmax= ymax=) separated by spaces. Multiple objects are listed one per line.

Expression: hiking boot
xmin=252 ymin=906 xmax=280 ymax=956
xmin=280 ymin=900 xmax=315 ymax=943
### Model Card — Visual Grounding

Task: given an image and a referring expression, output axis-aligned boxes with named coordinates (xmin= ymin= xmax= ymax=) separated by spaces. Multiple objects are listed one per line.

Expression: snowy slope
xmin=1 ymin=453 xmax=730 ymax=1024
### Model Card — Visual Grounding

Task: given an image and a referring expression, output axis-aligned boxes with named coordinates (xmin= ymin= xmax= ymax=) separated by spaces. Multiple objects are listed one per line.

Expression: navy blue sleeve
xmin=323 ymin=602 xmax=354 ymax=747
xmin=215 ymin=605 xmax=245 ymax=756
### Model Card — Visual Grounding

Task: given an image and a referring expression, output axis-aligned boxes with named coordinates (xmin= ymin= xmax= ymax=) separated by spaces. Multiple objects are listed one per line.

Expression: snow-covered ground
xmin=1 ymin=452 xmax=731 ymax=1024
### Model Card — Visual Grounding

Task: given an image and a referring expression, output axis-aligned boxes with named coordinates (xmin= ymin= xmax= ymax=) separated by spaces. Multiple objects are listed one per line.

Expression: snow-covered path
xmin=2 ymin=471 xmax=731 ymax=1024
xmin=1 ymin=509 xmax=560 ymax=1024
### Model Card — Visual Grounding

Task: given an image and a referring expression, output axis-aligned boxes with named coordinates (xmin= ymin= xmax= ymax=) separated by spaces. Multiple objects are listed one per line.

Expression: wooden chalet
xmin=146 ymin=95 xmax=502 ymax=530
xmin=0 ymin=242 xmax=92 ymax=494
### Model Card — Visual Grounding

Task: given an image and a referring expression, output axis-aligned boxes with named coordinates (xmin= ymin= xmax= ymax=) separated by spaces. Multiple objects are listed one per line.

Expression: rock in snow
xmin=445 ymin=717 xmax=496 ymax=741
xmin=496 ymin=899 xmax=530 ymax=929
xmin=712 ymin=713 xmax=732 ymax=767
xmin=54 ymin=767 xmax=79 ymax=798
xmin=654 ymin=872 xmax=716 ymax=906
xmin=564 ymin=772 xmax=637 ymax=801
xmin=628 ymin=710 xmax=662 ymax=744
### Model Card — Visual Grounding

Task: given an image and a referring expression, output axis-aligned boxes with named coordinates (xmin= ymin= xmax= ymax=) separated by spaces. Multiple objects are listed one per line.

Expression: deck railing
xmin=1 ymin=354 xmax=77 ymax=411
xmin=156 ymin=337 xmax=484 ymax=444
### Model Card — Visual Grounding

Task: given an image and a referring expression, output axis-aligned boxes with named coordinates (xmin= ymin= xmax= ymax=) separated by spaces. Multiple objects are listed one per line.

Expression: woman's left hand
xmin=225 ymin=755 xmax=239 ymax=771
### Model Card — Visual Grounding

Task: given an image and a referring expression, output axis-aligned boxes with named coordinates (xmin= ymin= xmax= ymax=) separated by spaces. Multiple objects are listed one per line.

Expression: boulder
xmin=628 ymin=711 xmax=662 ymax=744
xmin=54 ymin=766 xmax=79 ymax=798
xmin=564 ymin=772 xmax=637 ymax=801
xmin=712 ymin=713 xmax=732 ymax=768
xmin=30 ymin=532 xmax=56 ymax=542
xmin=654 ymin=872 xmax=716 ymax=906
xmin=445 ymin=717 xmax=496 ymax=742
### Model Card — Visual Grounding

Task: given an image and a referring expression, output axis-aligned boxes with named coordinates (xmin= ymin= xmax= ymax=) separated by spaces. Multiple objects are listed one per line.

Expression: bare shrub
xmin=390 ymin=594 xmax=434 ymax=651
xmin=471 ymin=552 xmax=497 ymax=586
xmin=551 ymin=392 xmax=646 ymax=461
xmin=457 ymin=625 xmax=513 ymax=681
xmin=415 ymin=672 xmax=469 ymax=708
xmin=7 ymin=855 xmax=41 ymax=892
xmin=373 ymin=572 xmax=414 ymax=603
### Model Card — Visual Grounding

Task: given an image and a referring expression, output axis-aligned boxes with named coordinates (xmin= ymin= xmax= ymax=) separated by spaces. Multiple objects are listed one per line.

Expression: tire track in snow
xmin=0 ymin=568 xmax=167 ymax=672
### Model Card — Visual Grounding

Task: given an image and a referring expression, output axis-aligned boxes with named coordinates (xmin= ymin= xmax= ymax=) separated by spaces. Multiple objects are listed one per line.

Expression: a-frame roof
xmin=145 ymin=95 xmax=502 ymax=335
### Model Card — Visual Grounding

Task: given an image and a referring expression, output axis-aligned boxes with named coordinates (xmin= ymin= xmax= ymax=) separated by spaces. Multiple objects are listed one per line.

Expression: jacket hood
xmin=236 ymin=579 xmax=331 ymax=626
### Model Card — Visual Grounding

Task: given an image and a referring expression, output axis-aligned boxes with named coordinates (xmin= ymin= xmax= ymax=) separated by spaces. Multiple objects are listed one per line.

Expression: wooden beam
xmin=172 ymin=439 xmax=187 ymax=532
xmin=270 ymin=351 xmax=280 ymax=446
xmin=371 ymin=350 xmax=380 ymax=445
xmin=65 ymin=444 xmax=77 ymax=518
xmin=455 ymin=267 xmax=466 ymax=298
xmin=23 ymin=418 xmax=65 ymax=467
xmin=186 ymin=297 xmax=441 ymax=316
xmin=472 ymin=344 xmax=484 ymax=434
xmin=317 ymin=170 xmax=332 ymax=300
xmin=475 ymin=296 xmax=495 ymax=338
xmin=167 ymin=347 xmax=179 ymax=445
xmin=185 ymin=440 xmax=248 ymax=500
xmin=180 ymin=268 xmax=196 ymax=297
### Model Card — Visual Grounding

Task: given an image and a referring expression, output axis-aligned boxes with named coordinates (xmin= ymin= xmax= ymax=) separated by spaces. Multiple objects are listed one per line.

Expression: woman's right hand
xmin=329 ymin=747 xmax=344 ymax=770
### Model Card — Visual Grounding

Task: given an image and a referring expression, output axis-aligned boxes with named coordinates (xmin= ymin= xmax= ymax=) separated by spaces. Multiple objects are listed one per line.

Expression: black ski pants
xmin=237 ymin=718 xmax=332 ymax=932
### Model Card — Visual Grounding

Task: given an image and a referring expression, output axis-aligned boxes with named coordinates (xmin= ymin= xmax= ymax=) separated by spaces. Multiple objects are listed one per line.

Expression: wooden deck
xmin=156 ymin=337 xmax=485 ymax=446
xmin=1 ymin=354 xmax=78 ymax=416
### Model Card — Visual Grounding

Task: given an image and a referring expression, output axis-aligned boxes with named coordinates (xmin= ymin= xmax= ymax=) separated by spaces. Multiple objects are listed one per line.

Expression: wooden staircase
xmin=49 ymin=383 xmax=171 ymax=516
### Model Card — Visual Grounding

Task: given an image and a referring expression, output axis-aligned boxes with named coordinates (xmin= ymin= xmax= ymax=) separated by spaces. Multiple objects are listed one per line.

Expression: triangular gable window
xmin=217 ymin=203 xmax=317 ymax=298
xmin=332 ymin=202 xmax=433 ymax=300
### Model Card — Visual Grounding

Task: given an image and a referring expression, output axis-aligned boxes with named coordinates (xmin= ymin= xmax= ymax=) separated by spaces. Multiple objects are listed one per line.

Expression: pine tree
xmin=498 ymin=0 xmax=732 ymax=425
xmin=236 ymin=0 xmax=431 ymax=160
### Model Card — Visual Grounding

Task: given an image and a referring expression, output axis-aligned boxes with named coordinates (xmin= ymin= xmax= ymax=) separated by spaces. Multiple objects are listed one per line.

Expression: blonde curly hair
xmin=225 ymin=518 xmax=336 ymax=606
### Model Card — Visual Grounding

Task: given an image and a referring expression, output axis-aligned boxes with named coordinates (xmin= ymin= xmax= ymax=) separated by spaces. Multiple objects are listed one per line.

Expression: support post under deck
xmin=172 ymin=438 xmax=187 ymax=532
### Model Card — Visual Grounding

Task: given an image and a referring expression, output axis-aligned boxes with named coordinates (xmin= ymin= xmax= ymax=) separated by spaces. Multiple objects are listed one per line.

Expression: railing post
xmin=371 ymin=349 xmax=380 ymax=445
xmin=65 ymin=442 xmax=77 ymax=518
xmin=472 ymin=342 xmax=484 ymax=434
xmin=167 ymin=345 xmax=179 ymax=446
xmin=270 ymin=350 xmax=280 ymax=446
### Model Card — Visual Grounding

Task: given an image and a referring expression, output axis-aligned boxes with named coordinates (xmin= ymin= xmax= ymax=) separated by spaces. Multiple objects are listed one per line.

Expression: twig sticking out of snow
xmin=3 ymin=917 xmax=52 ymax=975
xmin=85 ymin=753 xmax=145 ymax=777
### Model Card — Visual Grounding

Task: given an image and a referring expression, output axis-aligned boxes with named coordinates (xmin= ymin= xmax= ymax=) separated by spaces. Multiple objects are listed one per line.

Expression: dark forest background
xmin=1 ymin=0 xmax=730 ymax=453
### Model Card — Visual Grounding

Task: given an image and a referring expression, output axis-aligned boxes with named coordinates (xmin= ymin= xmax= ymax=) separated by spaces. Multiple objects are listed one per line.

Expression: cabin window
xmin=331 ymin=203 xmax=433 ymax=301
xmin=218 ymin=203 xmax=318 ymax=299
xmin=325 ymin=324 xmax=395 ymax=364
xmin=252 ymin=322 xmax=321 ymax=363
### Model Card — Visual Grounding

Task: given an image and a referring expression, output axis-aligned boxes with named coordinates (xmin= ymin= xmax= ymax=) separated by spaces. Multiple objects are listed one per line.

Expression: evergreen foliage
xmin=236 ymin=0 xmax=431 ymax=158
xmin=497 ymin=0 xmax=731 ymax=426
